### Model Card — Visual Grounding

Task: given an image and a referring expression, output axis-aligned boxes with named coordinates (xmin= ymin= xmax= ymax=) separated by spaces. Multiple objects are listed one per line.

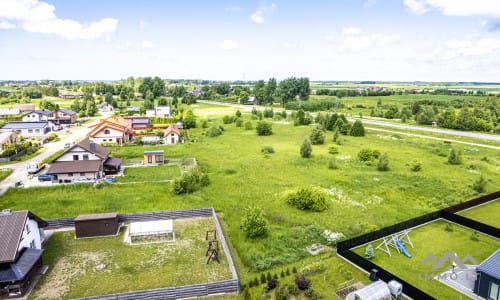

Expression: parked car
xmin=38 ymin=174 xmax=53 ymax=182
xmin=64 ymin=143 xmax=71 ymax=148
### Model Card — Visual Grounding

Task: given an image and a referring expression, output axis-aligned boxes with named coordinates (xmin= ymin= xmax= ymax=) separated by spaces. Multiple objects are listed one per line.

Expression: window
xmin=156 ymin=155 xmax=163 ymax=163
xmin=15 ymin=130 xmax=21 ymax=134
xmin=35 ymin=129 xmax=40 ymax=133
xmin=30 ymin=240 xmax=36 ymax=249
xmin=80 ymin=172 xmax=85 ymax=176
xmin=73 ymin=155 xmax=79 ymax=160
xmin=104 ymin=129 xmax=110 ymax=134
xmin=147 ymin=155 xmax=152 ymax=164
xmin=490 ymin=282 xmax=499 ymax=300
xmin=26 ymin=223 xmax=30 ymax=234
xmin=83 ymin=154 xmax=89 ymax=160
xmin=68 ymin=173 xmax=73 ymax=177
xmin=28 ymin=129 xmax=33 ymax=133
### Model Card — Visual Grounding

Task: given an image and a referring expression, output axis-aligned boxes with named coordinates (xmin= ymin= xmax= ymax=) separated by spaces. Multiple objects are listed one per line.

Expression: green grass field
xmin=459 ymin=199 xmax=500 ymax=228
xmin=115 ymin=165 xmax=180 ymax=183
xmin=353 ymin=220 xmax=500 ymax=299
xmin=30 ymin=217 xmax=232 ymax=299
xmin=0 ymin=168 xmax=13 ymax=182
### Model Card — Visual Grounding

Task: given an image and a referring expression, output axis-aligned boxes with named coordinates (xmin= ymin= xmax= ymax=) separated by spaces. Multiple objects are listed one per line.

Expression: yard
xmin=459 ymin=199 xmax=500 ymax=228
xmin=30 ymin=216 xmax=233 ymax=299
xmin=0 ymin=168 xmax=12 ymax=182
xmin=352 ymin=219 xmax=500 ymax=299
xmin=115 ymin=164 xmax=181 ymax=183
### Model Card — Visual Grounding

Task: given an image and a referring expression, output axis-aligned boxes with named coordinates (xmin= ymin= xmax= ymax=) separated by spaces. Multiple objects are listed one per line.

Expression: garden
xmin=459 ymin=199 xmax=500 ymax=228
xmin=30 ymin=216 xmax=233 ymax=299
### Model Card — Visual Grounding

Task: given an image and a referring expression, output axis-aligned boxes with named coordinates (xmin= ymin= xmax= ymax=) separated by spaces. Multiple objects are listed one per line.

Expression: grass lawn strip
xmin=352 ymin=219 xmax=500 ymax=300
xmin=459 ymin=199 xmax=500 ymax=228
xmin=30 ymin=217 xmax=232 ymax=299
xmin=115 ymin=164 xmax=181 ymax=183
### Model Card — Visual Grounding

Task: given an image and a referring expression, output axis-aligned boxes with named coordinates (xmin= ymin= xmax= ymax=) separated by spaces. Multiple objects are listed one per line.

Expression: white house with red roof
xmin=163 ymin=125 xmax=182 ymax=145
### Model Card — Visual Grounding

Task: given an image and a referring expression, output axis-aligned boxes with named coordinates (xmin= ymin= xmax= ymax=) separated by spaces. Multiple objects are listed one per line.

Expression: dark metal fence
xmin=444 ymin=190 xmax=500 ymax=213
xmin=441 ymin=210 xmax=500 ymax=238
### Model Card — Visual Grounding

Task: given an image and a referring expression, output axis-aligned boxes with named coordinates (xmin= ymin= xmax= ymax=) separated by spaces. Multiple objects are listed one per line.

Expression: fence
xmin=0 ymin=149 xmax=27 ymax=162
xmin=46 ymin=207 xmax=239 ymax=299
xmin=337 ymin=191 xmax=500 ymax=300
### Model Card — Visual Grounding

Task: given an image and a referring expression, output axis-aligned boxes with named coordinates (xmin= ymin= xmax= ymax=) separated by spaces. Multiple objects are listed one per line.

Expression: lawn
xmin=0 ymin=168 xmax=12 ymax=182
xmin=459 ymin=199 xmax=500 ymax=228
xmin=353 ymin=219 xmax=500 ymax=299
xmin=30 ymin=216 xmax=233 ymax=299
xmin=115 ymin=164 xmax=181 ymax=183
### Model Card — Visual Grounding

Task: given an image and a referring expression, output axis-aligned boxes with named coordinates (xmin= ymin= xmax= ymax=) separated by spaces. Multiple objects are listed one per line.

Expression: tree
xmin=256 ymin=121 xmax=272 ymax=136
xmin=183 ymin=110 xmax=196 ymax=129
xmin=253 ymin=80 xmax=266 ymax=102
xmin=104 ymin=92 xmax=113 ymax=104
xmin=448 ymin=147 xmax=462 ymax=165
xmin=241 ymin=206 xmax=268 ymax=238
xmin=309 ymin=127 xmax=325 ymax=145
xmin=365 ymin=244 xmax=375 ymax=260
xmin=264 ymin=78 xmax=277 ymax=105
xmin=349 ymin=120 xmax=365 ymax=136
xmin=377 ymin=153 xmax=390 ymax=171
xmin=472 ymin=175 xmax=487 ymax=193
xmin=300 ymin=139 xmax=312 ymax=158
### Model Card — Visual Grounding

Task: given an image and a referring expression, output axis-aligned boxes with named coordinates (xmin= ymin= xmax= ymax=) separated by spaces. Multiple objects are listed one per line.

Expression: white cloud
xmin=139 ymin=20 xmax=148 ymax=29
xmin=445 ymin=37 xmax=500 ymax=56
xmin=340 ymin=28 xmax=399 ymax=52
xmin=404 ymin=0 xmax=500 ymax=18
xmin=0 ymin=20 xmax=15 ymax=29
xmin=0 ymin=0 xmax=118 ymax=40
xmin=363 ymin=0 xmax=377 ymax=8
xmin=141 ymin=40 xmax=154 ymax=49
xmin=219 ymin=39 xmax=240 ymax=50
xmin=250 ymin=2 xmax=277 ymax=24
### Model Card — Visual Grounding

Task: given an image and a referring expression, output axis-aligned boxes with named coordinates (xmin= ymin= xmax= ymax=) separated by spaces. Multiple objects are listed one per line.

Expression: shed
xmin=143 ymin=150 xmax=164 ymax=165
xmin=474 ymin=249 xmax=500 ymax=299
xmin=74 ymin=212 xmax=119 ymax=238
xmin=346 ymin=281 xmax=391 ymax=300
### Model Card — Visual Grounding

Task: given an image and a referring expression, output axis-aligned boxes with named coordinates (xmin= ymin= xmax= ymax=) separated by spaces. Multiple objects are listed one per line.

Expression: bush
xmin=328 ymin=145 xmax=339 ymax=154
xmin=261 ymin=146 xmax=275 ymax=154
xmin=171 ymin=167 xmax=209 ymax=194
xmin=288 ymin=283 xmax=299 ymax=295
xmin=365 ymin=244 xmax=375 ymax=260
xmin=309 ymin=127 xmax=325 ymax=145
xmin=222 ymin=115 xmax=236 ymax=124
xmin=201 ymin=120 xmax=209 ymax=128
xmin=328 ymin=158 xmax=338 ymax=170
xmin=244 ymin=121 xmax=253 ymax=130
xmin=445 ymin=223 xmax=453 ymax=232
xmin=295 ymin=275 xmax=310 ymax=290
xmin=263 ymin=108 xmax=274 ymax=118
xmin=256 ymin=121 xmax=272 ymax=136
xmin=235 ymin=110 xmax=242 ymax=118
xmin=235 ymin=118 xmax=243 ymax=127
xmin=267 ymin=278 xmax=278 ymax=290
xmin=304 ymin=288 xmax=322 ymax=300
xmin=471 ymin=231 xmax=480 ymax=241
xmin=47 ymin=132 xmax=58 ymax=141
xmin=349 ymin=120 xmax=365 ymax=136
xmin=241 ymin=206 xmax=268 ymax=238
xmin=275 ymin=284 xmax=289 ymax=300
xmin=358 ymin=148 xmax=376 ymax=161
xmin=472 ymin=175 xmax=487 ymax=193
xmin=410 ymin=159 xmax=422 ymax=172
xmin=205 ymin=126 xmax=223 ymax=137
xmin=260 ymin=273 xmax=267 ymax=284
xmin=448 ymin=147 xmax=463 ymax=165
xmin=284 ymin=187 xmax=329 ymax=212
xmin=377 ymin=153 xmax=389 ymax=171
xmin=300 ymin=139 xmax=312 ymax=158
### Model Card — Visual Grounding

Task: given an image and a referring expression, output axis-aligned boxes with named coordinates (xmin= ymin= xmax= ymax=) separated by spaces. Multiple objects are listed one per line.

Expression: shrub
xmin=350 ymin=120 xmax=365 ymax=136
xmin=267 ymin=278 xmax=278 ymax=290
xmin=201 ymin=120 xmax=209 ymax=128
xmin=256 ymin=121 xmax=272 ymax=136
xmin=292 ymin=267 xmax=297 ymax=273
xmin=328 ymin=145 xmax=339 ymax=154
xmin=358 ymin=148 xmax=375 ymax=161
xmin=328 ymin=158 xmax=338 ymax=170
xmin=261 ymin=146 xmax=275 ymax=154
xmin=300 ymin=139 xmax=312 ymax=158
xmin=310 ymin=127 xmax=325 ymax=145
xmin=286 ymin=268 xmax=291 ymax=276
xmin=280 ymin=270 xmax=285 ymax=278
xmin=275 ymin=284 xmax=289 ymax=300
xmin=410 ymin=159 xmax=422 ymax=172
xmin=47 ymin=132 xmax=58 ymax=141
xmin=365 ymin=244 xmax=375 ymax=260
xmin=377 ymin=153 xmax=390 ymax=171
xmin=205 ymin=126 xmax=223 ymax=137
xmin=304 ymin=288 xmax=322 ymax=300
xmin=472 ymin=175 xmax=487 ymax=193
xmin=267 ymin=272 xmax=272 ymax=281
xmin=235 ymin=118 xmax=243 ymax=127
xmin=260 ymin=273 xmax=267 ymax=284
xmin=254 ymin=277 xmax=259 ymax=286
xmin=263 ymin=108 xmax=274 ymax=118
xmin=295 ymin=275 xmax=310 ymax=290
xmin=235 ymin=110 xmax=242 ymax=118
xmin=288 ymin=283 xmax=299 ymax=295
xmin=222 ymin=115 xmax=236 ymax=124
xmin=445 ymin=223 xmax=453 ymax=232
xmin=171 ymin=167 xmax=209 ymax=194
xmin=244 ymin=121 xmax=253 ymax=130
xmin=340 ymin=123 xmax=352 ymax=135
xmin=241 ymin=206 xmax=268 ymax=238
xmin=284 ymin=187 xmax=328 ymax=212
xmin=471 ymin=231 xmax=480 ymax=241
xmin=448 ymin=147 xmax=463 ymax=165
xmin=332 ymin=127 xmax=340 ymax=142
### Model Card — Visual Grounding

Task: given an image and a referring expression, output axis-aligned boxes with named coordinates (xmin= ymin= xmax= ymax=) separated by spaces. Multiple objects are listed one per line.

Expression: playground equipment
xmin=375 ymin=229 xmax=413 ymax=258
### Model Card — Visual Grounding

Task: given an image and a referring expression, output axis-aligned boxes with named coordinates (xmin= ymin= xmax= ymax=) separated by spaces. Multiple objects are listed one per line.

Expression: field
xmin=30 ymin=216 xmax=233 ymax=299
xmin=0 ymin=168 xmax=12 ymax=182
xmin=2 ymin=103 xmax=500 ymax=298
xmin=115 ymin=164 xmax=181 ymax=183
xmin=459 ymin=199 xmax=500 ymax=228
xmin=352 ymin=220 xmax=500 ymax=299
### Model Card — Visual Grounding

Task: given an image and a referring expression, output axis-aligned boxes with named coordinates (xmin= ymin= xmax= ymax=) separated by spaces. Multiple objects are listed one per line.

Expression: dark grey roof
xmin=74 ymin=212 xmax=118 ymax=221
xmin=76 ymin=138 xmax=110 ymax=159
xmin=2 ymin=122 xmax=49 ymax=129
xmin=478 ymin=249 xmax=500 ymax=279
xmin=46 ymin=160 xmax=101 ymax=174
xmin=0 ymin=248 xmax=43 ymax=283
xmin=0 ymin=211 xmax=46 ymax=263
xmin=104 ymin=157 xmax=122 ymax=167
xmin=35 ymin=109 xmax=53 ymax=116
xmin=58 ymin=109 xmax=76 ymax=115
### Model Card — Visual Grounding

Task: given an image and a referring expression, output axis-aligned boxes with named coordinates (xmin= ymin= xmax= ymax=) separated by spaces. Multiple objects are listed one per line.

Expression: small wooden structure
xmin=74 ymin=212 xmax=120 ymax=238
xmin=143 ymin=150 xmax=164 ymax=165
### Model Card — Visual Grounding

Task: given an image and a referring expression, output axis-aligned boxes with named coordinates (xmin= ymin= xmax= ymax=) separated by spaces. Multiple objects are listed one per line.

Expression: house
xmin=164 ymin=125 xmax=182 ymax=145
xmin=46 ymin=138 xmax=122 ymax=183
xmin=188 ymin=88 xmax=203 ymax=97
xmin=154 ymin=106 xmax=170 ymax=118
xmin=127 ymin=117 xmax=149 ymax=130
xmin=1 ymin=122 xmax=51 ymax=139
xmin=474 ymin=249 xmax=500 ymax=300
xmin=13 ymin=104 xmax=35 ymax=113
xmin=0 ymin=108 xmax=20 ymax=117
xmin=98 ymin=102 xmax=114 ymax=112
xmin=145 ymin=109 xmax=155 ymax=117
xmin=88 ymin=116 xmax=133 ymax=145
xmin=49 ymin=109 xmax=77 ymax=124
xmin=0 ymin=210 xmax=48 ymax=298
xmin=0 ymin=131 xmax=18 ymax=152
xmin=143 ymin=150 xmax=164 ymax=165
xmin=21 ymin=109 xmax=54 ymax=123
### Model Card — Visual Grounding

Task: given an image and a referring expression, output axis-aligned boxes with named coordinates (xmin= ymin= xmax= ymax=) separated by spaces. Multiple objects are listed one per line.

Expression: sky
xmin=1 ymin=0 xmax=500 ymax=82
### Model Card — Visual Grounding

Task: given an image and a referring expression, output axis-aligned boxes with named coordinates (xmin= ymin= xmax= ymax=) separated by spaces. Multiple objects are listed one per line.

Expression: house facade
xmin=21 ymin=109 xmax=54 ymax=123
xmin=1 ymin=122 xmax=51 ymax=139
xmin=0 ymin=210 xmax=47 ymax=298
xmin=474 ymin=249 xmax=500 ymax=300
xmin=49 ymin=109 xmax=77 ymax=124
xmin=88 ymin=117 xmax=133 ymax=145
xmin=46 ymin=139 xmax=121 ymax=182
xmin=164 ymin=125 xmax=182 ymax=145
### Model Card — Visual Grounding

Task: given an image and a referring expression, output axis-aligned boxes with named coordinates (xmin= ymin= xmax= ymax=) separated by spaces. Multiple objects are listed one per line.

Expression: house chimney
xmin=90 ymin=142 xmax=96 ymax=153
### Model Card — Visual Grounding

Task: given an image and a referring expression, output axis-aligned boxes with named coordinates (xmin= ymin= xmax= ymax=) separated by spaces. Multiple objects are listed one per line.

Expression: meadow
xmin=1 ymin=104 xmax=499 ymax=298
xmin=459 ymin=199 xmax=500 ymax=228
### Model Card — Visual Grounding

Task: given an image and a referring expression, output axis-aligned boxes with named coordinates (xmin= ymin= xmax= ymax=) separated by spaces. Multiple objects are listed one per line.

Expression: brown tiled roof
xmin=46 ymin=160 xmax=101 ymax=174
xmin=77 ymin=138 xmax=110 ymax=159
xmin=163 ymin=125 xmax=181 ymax=137
xmin=0 ymin=211 xmax=47 ymax=263
xmin=74 ymin=212 xmax=118 ymax=221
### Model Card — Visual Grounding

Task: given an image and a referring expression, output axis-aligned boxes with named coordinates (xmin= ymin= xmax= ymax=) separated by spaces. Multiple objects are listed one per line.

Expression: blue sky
xmin=1 ymin=0 xmax=500 ymax=81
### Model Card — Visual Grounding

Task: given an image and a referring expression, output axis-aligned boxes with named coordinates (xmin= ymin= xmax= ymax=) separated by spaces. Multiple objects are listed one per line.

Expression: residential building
xmin=188 ymin=88 xmax=203 ymax=97
xmin=474 ymin=249 xmax=500 ymax=300
xmin=127 ymin=117 xmax=149 ymax=130
xmin=88 ymin=116 xmax=133 ymax=145
xmin=0 ymin=108 xmax=20 ymax=117
xmin=0 ymin=210 xmax=47 ymax=298
xmin=164 ymin=125 xmax=182 ymax=145
xmin=98 ymin=102 xmax=114 ymax=112
xmin=13 ymin=104 xmax=35 ymax=112
xmin=0 ymin=131 xmax=18 ymax=152
xmin=1 ymin=122 xmax=51 ymax=139
xmin=49 ymin=109 xmax=77 ymax=124
xmin=21 ymin=109 xmax=54 ymax=123
xmin=155 ymin=106 xmax=170 ymax=118
xmin=46 ymin=138 xmax=122 ymax=183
